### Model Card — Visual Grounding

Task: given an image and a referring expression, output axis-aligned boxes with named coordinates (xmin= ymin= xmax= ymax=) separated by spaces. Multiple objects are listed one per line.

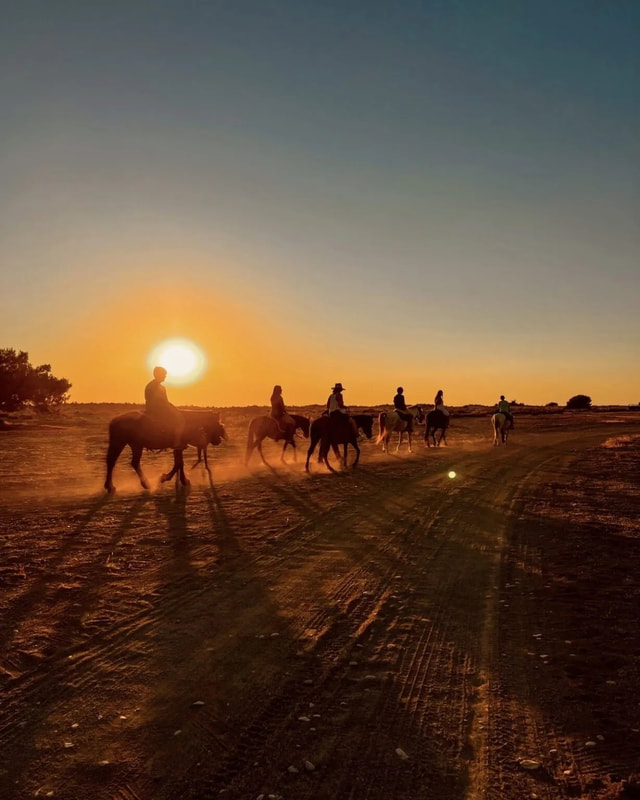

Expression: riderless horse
xmin=245 ymin=413 xmax=310 ymax=466
xmin=425 ymin=408 xmax=449 ymax=447
xmin=377 ymin=406 xmax=424 ymax=453
xmin=105 ymin=409 xmax=227 ymax=492
xmin=492 ymin=412 xmax=511 ymax=446
xmin=305 ymin=414 xmax=374 ymax=473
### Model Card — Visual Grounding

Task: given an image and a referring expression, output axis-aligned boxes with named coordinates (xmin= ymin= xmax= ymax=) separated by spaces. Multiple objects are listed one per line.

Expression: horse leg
xmin=257 ymin=438 xmax=269 ymax=467
xmin=396 ymin=431 xmax=403 ymax=453
xmin=407 ymin=431 xmax=413 ymax=453
xmin=245 ymin=423 xmax=256 ymax=465
xmin=161 ymin=454 xmax=178 ymax=482
xmin=131 ymin=444 xmax=150 ymax=490
xmin=176 ymin=449 xmax=190 ymax=486
xmin=105 ymin=438 xmax=126 ymax=492
xmin=305 ymin=435 xmax=317 ymax=472
xmin=343 ymin=442 xmax=348 ymax=467
xmin=322 ymin=445 xmax=336 ymax=473
xmin=352 ymin=439 xmax=361 ymax=467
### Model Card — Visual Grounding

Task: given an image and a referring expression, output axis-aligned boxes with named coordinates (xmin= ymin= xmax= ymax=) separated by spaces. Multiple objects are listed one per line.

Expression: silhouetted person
xmin=144 ymin=366 xmax=186 ymax=448
xmin=497 ymin=395 xmax=514 ymax=428
xmin=393 ymin=386 xmax=413 ymax=433
xmin=326 ymin=383 xmax=358 ymax=437
xmin=270 ymin=384 xmax=295 ymax=438
xmin=434 ymin=389 xmax=449 ymax=417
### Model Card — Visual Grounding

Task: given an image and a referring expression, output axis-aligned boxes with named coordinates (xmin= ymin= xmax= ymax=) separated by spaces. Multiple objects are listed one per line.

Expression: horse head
xmin=206 ymin=413 xmax=227 ymax=446
xmin=294 ymin=414 xmax=311 ymax=439
xmin=358 ymin=414 xmax=374 ymax=440
xmin=413 ymin=405 xmax=425 ymax=424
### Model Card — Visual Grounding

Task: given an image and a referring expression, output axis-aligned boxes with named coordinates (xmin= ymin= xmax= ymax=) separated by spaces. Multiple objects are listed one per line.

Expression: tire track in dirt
xmin=2 ymin=425 xmax=637 ymax=799
xmin=1 ymin=460 xmax=452 ymax=798
xmin=153 ymin=443 xmax=569 ymax=799
xmin=484 ymin=428 xmax=640 ymax=800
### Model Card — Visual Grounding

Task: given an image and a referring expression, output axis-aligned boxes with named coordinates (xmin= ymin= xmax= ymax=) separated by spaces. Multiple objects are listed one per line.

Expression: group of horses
xmin=105 ymin=403 xmax=508 ymax=493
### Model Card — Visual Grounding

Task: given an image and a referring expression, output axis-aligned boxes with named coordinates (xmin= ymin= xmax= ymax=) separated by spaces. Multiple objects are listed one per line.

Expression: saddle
xmin=396 ymin=410 xmax=413 ymax=431
xmin=328 ymin=412 xmax=353 ymax=438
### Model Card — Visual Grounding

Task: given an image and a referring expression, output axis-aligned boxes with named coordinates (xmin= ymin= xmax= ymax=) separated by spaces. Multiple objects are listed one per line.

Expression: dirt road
xmin=1 ymin=411 xmax=639 ymax=799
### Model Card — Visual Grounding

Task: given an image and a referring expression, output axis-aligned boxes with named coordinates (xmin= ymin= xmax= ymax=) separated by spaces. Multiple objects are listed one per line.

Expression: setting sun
xmin=147 ymin=338 xmax=207 ymax=386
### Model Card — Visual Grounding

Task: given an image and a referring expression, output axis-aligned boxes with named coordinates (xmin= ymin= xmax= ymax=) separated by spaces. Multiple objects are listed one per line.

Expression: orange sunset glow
xmin=2 ymin=5 xmax=640 ymax=799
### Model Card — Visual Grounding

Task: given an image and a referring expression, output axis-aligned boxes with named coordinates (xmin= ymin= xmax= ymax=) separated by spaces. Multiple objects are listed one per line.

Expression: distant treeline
xmin=0 ymin=349 xmax=71 ymax=411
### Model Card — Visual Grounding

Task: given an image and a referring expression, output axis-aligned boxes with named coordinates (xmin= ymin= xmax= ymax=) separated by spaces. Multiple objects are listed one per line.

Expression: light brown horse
xmin=377 ymin=406 xmax=425 ymax=453
xmin=105 ymin=409 xmax=227 ymax=492
xmin=491 ymin=412 xmax=510 ymax=446
xmin=245 ymin=413 xmax=310 ymax=466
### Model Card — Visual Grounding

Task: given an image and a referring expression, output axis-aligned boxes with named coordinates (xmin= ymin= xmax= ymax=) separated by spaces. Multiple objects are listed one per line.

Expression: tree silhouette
xmin=0 ymin=349 xmax=71 ymax=411
xmin=566 ymin=394 xmax=592 ymax=410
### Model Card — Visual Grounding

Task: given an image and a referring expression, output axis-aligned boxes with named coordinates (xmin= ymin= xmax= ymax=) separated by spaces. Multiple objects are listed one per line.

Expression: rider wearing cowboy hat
xmin=326 ymin=383 xmax=358 ymax=436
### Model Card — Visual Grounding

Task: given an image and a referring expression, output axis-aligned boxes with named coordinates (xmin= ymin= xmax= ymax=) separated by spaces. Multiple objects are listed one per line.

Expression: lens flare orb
xmin=147 ymin=338 xmax=207 ymax=385
xmin=448 ymin=471 xmax=456 ymax=479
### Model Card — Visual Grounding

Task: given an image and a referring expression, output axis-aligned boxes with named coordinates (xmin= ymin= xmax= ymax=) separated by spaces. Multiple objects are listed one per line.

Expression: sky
xmin=1 ymin=0 xmax=638 ymax=407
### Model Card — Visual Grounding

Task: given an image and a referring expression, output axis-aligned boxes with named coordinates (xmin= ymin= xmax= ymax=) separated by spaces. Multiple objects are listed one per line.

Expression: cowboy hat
xmin=332 ymin=383 xmax=345 ymax=391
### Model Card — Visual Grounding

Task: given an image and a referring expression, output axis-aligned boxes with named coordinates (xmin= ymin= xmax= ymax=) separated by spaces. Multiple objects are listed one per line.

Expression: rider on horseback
xmin=393 ymin=387 xmax=414 ymax=433
xmin=497 ymin=395 xmax=514 ymax=428
xmin=327 ymin=383 xmax=358 ymax=437
xmin=434 ymin=389 xmax=450 ymax=417
xmin=144 ymin=366 xmax=186 ymax=448
xmin=270 ymin=385 xmax=296 ymax=439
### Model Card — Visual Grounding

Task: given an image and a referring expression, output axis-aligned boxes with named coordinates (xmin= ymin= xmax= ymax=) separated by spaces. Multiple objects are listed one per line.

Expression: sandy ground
xmin=1 ymin=407 xmax=639 ymax=800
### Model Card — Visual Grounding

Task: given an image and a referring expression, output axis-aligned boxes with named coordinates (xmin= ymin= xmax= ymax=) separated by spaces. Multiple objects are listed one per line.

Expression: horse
xmin=376 ymin=406 xmax=425 ymax=453
xmin=245 ymin=413 xmax=310 ymax=466
xmin=105 ymin=409 xmax=227 ymax=492
xmin=492 ymin=412 xmax=510 ymax=446
xmin=305 ymin=414 xmax=374 ymax=473
xmin=425 ymin=409 xmax=450 ymax=447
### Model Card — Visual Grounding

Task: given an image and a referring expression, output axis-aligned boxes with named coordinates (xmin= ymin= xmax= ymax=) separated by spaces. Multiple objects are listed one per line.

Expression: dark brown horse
xmin=105 ymin=409 xmax=227 ymax=492
xmin=245 ymin=413 xmax=310 ymax=466
xmin=305 ymin=414 xmax=374 ymax=473
xmin=425 ymin=409 xmax=450 ymax=447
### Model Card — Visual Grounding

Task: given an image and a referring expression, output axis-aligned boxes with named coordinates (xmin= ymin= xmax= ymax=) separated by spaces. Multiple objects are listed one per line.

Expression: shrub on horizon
xmin=566 ymin=394 xmax=592 ymax=410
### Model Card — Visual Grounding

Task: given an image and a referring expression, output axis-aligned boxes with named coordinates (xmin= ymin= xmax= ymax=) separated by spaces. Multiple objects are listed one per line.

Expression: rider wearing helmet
xmin=497 ymin=395 xmax=514 ymax=428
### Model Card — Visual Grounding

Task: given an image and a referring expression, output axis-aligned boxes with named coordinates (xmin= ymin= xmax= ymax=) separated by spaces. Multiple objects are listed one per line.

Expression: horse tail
xmin=245 ymin=420 xmax=256 ymax=464
xmin=376 ymin=412 xmax=387 ymax=445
